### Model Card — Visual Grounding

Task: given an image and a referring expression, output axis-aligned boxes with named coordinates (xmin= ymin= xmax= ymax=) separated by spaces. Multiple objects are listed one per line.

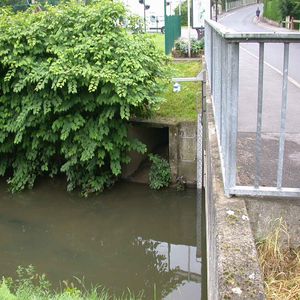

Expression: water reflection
xmin=0 ymin=180 xmax=201 ymax=299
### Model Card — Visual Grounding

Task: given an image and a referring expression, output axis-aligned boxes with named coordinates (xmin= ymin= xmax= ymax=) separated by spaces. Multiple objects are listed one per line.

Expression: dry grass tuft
xmin=257 ymin=219 xmax=300 ymax=300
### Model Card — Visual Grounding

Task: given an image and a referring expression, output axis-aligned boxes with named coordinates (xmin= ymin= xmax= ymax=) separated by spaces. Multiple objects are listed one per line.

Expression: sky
xmin=123 ymin=0 xmax=182 ymax=18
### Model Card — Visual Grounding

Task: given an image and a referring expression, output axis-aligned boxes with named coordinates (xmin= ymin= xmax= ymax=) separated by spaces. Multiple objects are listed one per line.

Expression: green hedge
xmin=264 ymin=0 xmax=300 ymax=22
xmin=0 ymin=1 xmax=168 ymax=195
xmin=263 ymin=0 xmax=282 ymax=22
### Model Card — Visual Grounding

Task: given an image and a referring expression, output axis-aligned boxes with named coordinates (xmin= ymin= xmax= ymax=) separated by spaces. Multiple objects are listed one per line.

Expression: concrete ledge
xmin=261 ymin=17 xmax=281 ymax=28
xmin=205 ymin=95 xmax=265 ymax=299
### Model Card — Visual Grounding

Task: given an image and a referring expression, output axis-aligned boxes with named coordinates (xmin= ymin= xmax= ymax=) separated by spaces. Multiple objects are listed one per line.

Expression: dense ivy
xmin=0 ymin=0 xmax=168 ymax=195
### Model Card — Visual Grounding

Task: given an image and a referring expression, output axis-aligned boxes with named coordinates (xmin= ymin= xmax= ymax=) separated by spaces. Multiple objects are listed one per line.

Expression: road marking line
xmin=218 ymin=12 xmax=235 ymax=21
xmin=241 ymin=46 xmax=300 ymax=89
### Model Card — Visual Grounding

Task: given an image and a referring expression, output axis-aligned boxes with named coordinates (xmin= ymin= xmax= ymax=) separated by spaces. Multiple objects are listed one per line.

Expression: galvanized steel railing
xmin=205 ymin=19 xmax=300 ymax=197
xmin=225 ymin=0 xmax=256 ymax=12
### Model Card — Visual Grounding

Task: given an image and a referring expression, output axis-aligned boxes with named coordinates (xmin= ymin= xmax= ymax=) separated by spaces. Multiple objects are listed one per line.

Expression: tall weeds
xmin=0 ymin=265 xmax=143 ymax=300
xmin=257 ymin=219 xmax=300 ymax=300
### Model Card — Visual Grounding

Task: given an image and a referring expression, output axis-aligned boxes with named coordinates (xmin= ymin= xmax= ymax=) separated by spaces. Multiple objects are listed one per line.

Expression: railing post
xmin=221 ymin=39 xmax=228 ymax=166
xmin=224 ymin=42 xmax=239 ymax=196
xmin=277 ymin=43 xmax=290 ymax=189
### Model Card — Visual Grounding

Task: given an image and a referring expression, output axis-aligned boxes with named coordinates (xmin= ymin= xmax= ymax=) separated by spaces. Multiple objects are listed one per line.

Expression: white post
xmin=179 ymin=0 xmax=182 ymax=15
xmin=188 ymin=0 xmax=191 ymax=57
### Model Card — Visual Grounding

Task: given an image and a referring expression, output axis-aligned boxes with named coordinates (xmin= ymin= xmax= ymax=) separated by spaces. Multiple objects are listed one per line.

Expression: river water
xmin=0 ymin=179 xmax=202 ymax=299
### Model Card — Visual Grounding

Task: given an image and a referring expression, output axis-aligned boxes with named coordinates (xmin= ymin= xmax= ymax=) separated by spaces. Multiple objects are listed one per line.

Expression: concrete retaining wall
xmin=204 ymin=93 xmax=265 ymax=299
xmin=122 ymin=119 xmax=197 ymax=185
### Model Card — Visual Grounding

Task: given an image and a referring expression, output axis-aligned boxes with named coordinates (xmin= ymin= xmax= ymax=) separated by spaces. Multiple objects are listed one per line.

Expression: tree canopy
xmin=0 ymin=0 xmax=168 ymax=195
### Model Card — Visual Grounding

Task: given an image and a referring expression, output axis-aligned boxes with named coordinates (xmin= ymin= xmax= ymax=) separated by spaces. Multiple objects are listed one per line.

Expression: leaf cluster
xmin=279 ymin=0 xmax=300 ymax=19
xmin=0 ymin=265 xmax=143 ymax=299
xmin=174 ymin=38 xmax=204 ymax=57
xmin=148 ymin=154 xmax=171 ymax=190
xmin=0 ymin=0 xmax=168 ymax=195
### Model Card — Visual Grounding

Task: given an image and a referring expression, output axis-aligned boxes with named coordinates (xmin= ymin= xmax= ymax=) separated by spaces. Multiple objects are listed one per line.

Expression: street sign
xmin=192 ymin=0 xmax=210 ymax=28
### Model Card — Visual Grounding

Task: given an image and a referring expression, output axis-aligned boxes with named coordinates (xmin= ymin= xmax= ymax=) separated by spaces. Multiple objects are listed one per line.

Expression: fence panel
xmin=165 ymin=15 xmax=181 ymax=55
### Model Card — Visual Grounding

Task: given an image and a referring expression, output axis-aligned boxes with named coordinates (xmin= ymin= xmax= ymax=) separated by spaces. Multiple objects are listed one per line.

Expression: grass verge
xmin=150 ymin=33 xmax=202 ymax=122
xmin=150 ymin=34 xmax=165 ymax=53
xmin=256 ymin=219 xmax=300 ymax=300
xmin=156 ymin=60 xmax=202 ymax=122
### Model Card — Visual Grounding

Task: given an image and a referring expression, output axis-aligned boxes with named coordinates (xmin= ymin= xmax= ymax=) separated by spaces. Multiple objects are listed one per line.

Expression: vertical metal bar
xmin=254 ymin=42 xmax=264 ymax=188
xmin=210 ymin=27 xmax=214 ymax=93
xmin=188 ymin=246 xmax=191 ymax=281
xmin=221 ymin=38 xmax=228 ymax=161
xmin=197 ymin=112 xmax=203 ymax=189
xmin=212 ymin=31 xmax=217 ymax=106
xmin=168 ymin=242 xmax=171 ymax=271
xmin=197 ymin=71 xmax=207 ymax=190
xmin=202 ymin=71 xmax=207 ymax=188
xmin=216 ymin=33 xmax=222 ymax=143
xmin=225 ymin=42 xmax=239 ymax=195
xmin=188 ymin=0 xmax=191 ymax=57
xmin=277 ymin=43 xmax=290 ymax=189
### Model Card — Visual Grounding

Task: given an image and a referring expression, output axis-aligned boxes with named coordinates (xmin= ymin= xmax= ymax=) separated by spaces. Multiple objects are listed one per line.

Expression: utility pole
xmin=188 ymin=0 xmax=191 ymax=57
xmin=139 ymin=0 xmax=150 ymax=32
xmin=144 ymin=1 xmax=146 ymax=32
xmin=179 ymin=0 xmax=182 ymax=15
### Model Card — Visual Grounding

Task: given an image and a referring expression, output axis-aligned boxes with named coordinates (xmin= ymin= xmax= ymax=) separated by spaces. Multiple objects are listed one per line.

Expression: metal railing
xmin=205 ymin=19 xmax=300 ymax=197
xmin=225 ymin=0 xmax=256 ymax=12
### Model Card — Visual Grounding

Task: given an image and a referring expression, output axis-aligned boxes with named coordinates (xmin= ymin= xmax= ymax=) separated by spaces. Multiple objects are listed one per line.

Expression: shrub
xmin=174 ymin=38 xmax=204 ymax=57
xmin=263 ymin=0 xmax=282 ymax=22
xmin=263 ymin=0 xmax=300 ymax=21
xmin=148 ymin=154 xmax=171 ymax=190
xmin=0 ymin=0 xmax=168 ymax=195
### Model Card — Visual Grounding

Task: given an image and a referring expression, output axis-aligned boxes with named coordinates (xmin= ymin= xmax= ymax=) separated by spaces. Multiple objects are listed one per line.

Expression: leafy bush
xmin=0 ymin=265 xmax=142 ymax=300
xmin=0 ymin=0 xmax=168 ymax=195
xmin=174 ymin=38 xmax=204 ymax=57
xmin=148 ymin=154 xmax=171 ymax=190
xmin=191 ymin=39 xmax=204 ymax=56
xmin=263 ymin=0 xmax=282 ymax=21
xmin=264 ymin=0 xmax=300 ymax=21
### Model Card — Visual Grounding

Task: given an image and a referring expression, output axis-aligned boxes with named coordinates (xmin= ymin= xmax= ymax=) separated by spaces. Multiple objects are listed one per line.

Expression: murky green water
xmin=0 ymin=180 xmax=201 ymax=299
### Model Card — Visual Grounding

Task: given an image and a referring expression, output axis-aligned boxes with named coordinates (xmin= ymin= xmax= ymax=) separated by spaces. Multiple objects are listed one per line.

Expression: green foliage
xmin=174 ymin=0 xmax=190 ymax=26
xmin=0 ymin=0 xmax=60 ymax=12
xmin=263 ymin=0 xmax=283 ymax=21
xmin=0 ymin=0 xmax=168 ymax=195
xmin=156 ymin=61 xmax=202 ymax=121
xmin=148 ymin=154 xmax=171 ymax=190
xmin=174 ymin=38 xmax=204 ymax=57
xmin=279 ymin=0 xmax=300 ymax=18
xmin=264 ymin=0 xmax=300 ymax=21
xmin=0 ymin=265 xmax=143 ymax=300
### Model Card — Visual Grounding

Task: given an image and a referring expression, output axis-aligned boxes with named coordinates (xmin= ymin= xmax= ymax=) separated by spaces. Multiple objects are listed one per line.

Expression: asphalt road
xmin=220 ymin=4 xmax=300 ymax=85
xmin=219 ymin=4 xmax=300 ymax=133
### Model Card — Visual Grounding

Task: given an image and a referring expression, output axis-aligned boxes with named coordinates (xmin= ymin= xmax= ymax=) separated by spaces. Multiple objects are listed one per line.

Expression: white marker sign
xmin=192 ymin=0 xmax=210 ymax=28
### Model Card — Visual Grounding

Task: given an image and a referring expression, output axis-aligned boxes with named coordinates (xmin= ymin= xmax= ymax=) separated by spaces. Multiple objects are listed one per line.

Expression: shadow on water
xmin=0 ymin=179 xmax=203 ymax=299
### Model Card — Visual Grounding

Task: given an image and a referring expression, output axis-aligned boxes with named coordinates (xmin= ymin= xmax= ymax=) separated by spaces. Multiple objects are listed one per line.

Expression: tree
xmin=0 ymin=0 xmax=168 ymax=195
xmin=279 ymin=0 xmax=300 ymax=19
xmin=174 ymin=0 xmax=191 ymax=26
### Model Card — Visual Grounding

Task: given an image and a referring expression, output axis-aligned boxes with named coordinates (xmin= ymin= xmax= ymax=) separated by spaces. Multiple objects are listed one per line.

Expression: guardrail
xmin=225 ymin=0 xmax=256 ymax=12
xmin=205 ymin=19 xmax=300 ymax=197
